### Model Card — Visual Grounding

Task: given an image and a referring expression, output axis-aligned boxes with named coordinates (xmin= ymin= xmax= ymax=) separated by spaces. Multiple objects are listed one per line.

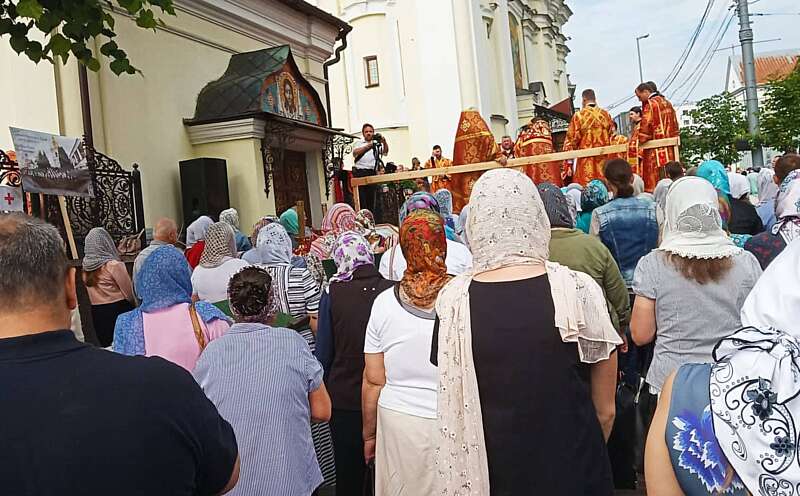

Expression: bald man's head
xmin=153 ymin=218 xmax=178 ymax=244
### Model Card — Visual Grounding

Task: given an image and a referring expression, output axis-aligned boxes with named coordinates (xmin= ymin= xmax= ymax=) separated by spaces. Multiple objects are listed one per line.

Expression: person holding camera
xmin=352 ymin=123 xmax=389 ymax=213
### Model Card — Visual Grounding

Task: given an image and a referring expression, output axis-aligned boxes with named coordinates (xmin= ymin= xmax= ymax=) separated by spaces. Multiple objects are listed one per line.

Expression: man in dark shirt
xmin=0 ymin=213 xmax=239 ymax=495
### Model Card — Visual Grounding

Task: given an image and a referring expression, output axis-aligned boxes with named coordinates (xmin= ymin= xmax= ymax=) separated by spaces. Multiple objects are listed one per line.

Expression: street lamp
xmin=636 ymin=34 xmax=650 ymax=83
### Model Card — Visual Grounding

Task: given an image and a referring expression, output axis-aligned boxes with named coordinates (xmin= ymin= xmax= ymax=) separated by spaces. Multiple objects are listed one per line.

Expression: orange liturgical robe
xmin=514 ymin=118 xmax=563 ymax=186
xmin=611 ymin=134 xmax=628 ymax=160
xmin=564 ymin=104 xmax=615 ymax=185
xmin=424 ymin=156 xmax=454 ymax=193
xmin=450 ymin=110 xmax=503 ymax=211
xmin=633 ymin=93 xmax=679 ymax=192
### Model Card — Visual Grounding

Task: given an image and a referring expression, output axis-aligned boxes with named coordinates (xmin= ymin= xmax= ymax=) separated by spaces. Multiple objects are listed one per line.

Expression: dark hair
xmin=629 ymin=106 xmax=642 ymax=115
xmin=665 ymin=161 xmax=685 ymax=180
xmin=228 ymin=266 xmax=273 ymax=322
xmin=604 ymin=159 xmax=634 ymax=197
xmin=582 ymin=89 xmax=596 ymax=101
xmin=636 ymin=82 xmax=655 ymax=93
xmin=0 ymin=214 xmax=68 ymax=311
xmin=668 ymin=254 xmax=733 ymax=285
xmin=645 ymin=81 xmax=658 ymax=92
xmin=432 ymin=145 xmax=442 ymax=151
xmin=362 ymin=123 xmax=374 ymax=133
xmin=776 ymin=154 xmax=800 ymax=182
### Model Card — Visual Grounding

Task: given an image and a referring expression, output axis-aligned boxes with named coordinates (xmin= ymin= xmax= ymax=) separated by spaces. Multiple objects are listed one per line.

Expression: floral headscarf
xmin=399 ymin=209 xmax=450 ymax=308
xmin=82 ymin=227 xmax=120 ymax=272
xmin=219 ymin=208 xmax=240 ymax=230
xmin=697 ymin=160 xmax=731 ymax=196
xmin=773 ymin=169 xmax=800 ymax=243
xmin=581 ymin=180 xmax=609 ymax=212
xmin=256 ymin=223 xmax=293 ymax=266
xmin=398 ymin=192 xmax=440 ymax=224
xmin=329 ymin=231 xmax=374 ymax=285
xmin=113 ymin=246 xmax=229 ymax=355
xmin=250 ymin=216 xmax=278 ymax=246
xmin=279 ymin=208 xmax=300 ymax=236
xmin=537 ymin=182 xmax=575 ymax=229
xmin=186 ymin=215 xmax=213 ymax=248
xmin=467 ymin=168 xmax=550 ymax=272
xmin=198 ymin=222 xmax=237 ymax=268
xmin=355 ymin=209 xmax=376 ymax=233
xmin=321 ymin=203 xmax=356 ymax=233
xmin=433 ymin=189 xmax=455 ymax=218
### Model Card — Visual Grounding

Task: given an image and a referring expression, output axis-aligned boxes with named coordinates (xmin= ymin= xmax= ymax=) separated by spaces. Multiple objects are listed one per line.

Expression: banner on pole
xmin=0 ymin=185 xmax=24 ymax=212
xmin=9 ymin=127 xmax=94 ymax=197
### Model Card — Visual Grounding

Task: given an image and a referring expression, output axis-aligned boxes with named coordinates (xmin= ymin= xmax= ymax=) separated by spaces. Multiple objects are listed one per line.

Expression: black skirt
xmin=91 ymin=300 xmax=134 ymax=347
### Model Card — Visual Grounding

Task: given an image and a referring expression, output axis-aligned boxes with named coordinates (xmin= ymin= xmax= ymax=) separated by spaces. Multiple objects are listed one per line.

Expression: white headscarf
xmin=256 ymin=223 xmax=293 ymax=266
xmin=710 ymin=240 xmax=800 ymax=495
xmin=565 ymin=187 xmax=583 ymax=213
xmin=633 ymin=173 xmax=646 ymax=197
xmin=728 ymin=171 xmax=751 ymax=199
xmin=434 ymin=169 xmax=621 ymax=495
xmin=219 ymin=208 xmax=240 ymax=230
xmin=186 ymin=216 xmax=213 ymax=248
xmin=757 ymin=168 xmax=779 ymax=206
xmin=656 ymin=176 xmax=740 ymax=259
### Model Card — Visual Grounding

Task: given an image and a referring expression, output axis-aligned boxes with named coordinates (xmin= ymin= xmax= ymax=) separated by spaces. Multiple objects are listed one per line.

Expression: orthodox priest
xmin=564 ymin=89 xmax=615 ymax=185
xmin=630 ymin=81 xmax=679 ymax=192
xmin=450 ymin=109 xmax=506 ymax=211
xmin=514 ymin=117 xmax=563 ymax=186
xmin=424 ymin=145 xmax=453 ymax=193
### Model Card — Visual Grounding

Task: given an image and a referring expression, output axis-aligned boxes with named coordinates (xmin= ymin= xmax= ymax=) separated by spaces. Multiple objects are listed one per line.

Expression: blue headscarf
xmin=581 ymin=180 xmax=610 ymax=212
xmin=113 ymin=246 xmax=230 ymax=355
xmin=697 ymin=160 xmax=731 ymax=196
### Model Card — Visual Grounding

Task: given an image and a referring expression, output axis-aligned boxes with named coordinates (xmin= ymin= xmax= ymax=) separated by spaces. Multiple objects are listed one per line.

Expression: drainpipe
xmin=322 ymin=25 xmax=352 ymax=128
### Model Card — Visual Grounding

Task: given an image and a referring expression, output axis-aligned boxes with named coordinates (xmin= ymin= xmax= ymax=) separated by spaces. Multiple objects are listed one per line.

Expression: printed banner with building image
xmin=9 ymin=127 xmax=94 ymax=197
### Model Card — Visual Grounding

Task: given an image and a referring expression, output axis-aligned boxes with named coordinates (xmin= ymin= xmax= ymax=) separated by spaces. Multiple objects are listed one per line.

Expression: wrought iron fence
xmin=0 ymin=144 xmax=145 ymax=254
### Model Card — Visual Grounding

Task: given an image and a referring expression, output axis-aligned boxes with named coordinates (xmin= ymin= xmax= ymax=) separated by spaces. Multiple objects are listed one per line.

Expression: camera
xmin=373 ymin=133 xmax=383 ymax=142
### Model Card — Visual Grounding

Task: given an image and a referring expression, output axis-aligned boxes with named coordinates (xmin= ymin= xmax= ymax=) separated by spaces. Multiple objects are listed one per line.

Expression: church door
xmin=273 ymin=150 xmax=312 ymax=222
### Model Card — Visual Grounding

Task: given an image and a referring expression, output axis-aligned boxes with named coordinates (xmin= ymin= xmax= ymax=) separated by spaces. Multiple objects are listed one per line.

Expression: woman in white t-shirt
xmin=363 ymin=209 xmax=451 ymax=495
xmin=191 ymin=222 xmax=250 ymax=307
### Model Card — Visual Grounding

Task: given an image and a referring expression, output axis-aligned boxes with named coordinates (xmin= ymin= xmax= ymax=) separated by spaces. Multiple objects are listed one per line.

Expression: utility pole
xmin=736 ymin=0 xmax=764 ymax=167
xmin=636 ymin=34 xmax=649 ymax=83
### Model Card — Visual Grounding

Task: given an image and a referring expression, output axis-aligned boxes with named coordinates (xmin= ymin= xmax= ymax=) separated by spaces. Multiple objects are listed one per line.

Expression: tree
xmin=0 ymin=0 xmax=174 ymax=75
xmin=679 ymin=93 xmax=747 ymax=166
xmin=760 ymin=62 xmax=800 ymax=153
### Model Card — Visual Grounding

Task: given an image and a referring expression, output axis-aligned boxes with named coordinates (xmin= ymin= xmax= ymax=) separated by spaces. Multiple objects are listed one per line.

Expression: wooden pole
xmin=351 ymin=137 xmax=680 ymax=189
xmin=58 ymin=196 xmax=78 ymax=260
xmin=296 ymin=200 xmax=305 ymax=238
xmin=353 ymin=187 xmax=361 ymax=211
xmin=38 ymin=193 xmax=46 ymax=220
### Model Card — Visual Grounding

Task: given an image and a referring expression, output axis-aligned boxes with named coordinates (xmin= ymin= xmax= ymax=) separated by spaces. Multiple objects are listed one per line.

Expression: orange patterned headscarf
xmin=399 ymin=209 xmax=450 ymax=308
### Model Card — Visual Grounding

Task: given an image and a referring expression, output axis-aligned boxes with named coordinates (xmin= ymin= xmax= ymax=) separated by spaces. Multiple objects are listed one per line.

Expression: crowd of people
xmin=2 ymin=116 xmax=800 ymax=496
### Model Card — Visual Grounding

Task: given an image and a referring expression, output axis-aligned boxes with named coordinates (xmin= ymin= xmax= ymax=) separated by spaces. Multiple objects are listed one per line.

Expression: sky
xmin=563 ymin=0 xmax=800 ymax=115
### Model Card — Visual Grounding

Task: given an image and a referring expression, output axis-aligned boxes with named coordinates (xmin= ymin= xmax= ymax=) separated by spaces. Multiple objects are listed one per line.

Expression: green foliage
xmin=680 ymin=93 xmax=747 ymax=166
xmin=760 ymin=62 xmax=800 ymax=153
xmin=0 ymin=0 xmax=175 ymax=75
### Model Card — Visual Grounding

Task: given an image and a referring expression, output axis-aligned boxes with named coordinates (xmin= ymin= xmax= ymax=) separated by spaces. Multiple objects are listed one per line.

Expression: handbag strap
xmin=188 ymin=303 xmax=206 ymax=351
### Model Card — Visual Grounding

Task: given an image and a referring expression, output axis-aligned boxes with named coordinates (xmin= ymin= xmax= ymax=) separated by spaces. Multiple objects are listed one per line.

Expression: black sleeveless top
xmin=434 ymin=275 xmax=614 ymax=495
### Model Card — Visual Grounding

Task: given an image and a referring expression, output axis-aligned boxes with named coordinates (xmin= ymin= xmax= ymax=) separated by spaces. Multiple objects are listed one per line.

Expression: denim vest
xmin=595 ymin=197 xmax=658 ymax=287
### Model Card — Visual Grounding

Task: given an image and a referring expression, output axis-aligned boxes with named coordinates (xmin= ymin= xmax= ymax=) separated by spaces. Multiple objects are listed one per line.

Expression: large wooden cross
xmin=350 ymin=137 xmax=680 ymax=210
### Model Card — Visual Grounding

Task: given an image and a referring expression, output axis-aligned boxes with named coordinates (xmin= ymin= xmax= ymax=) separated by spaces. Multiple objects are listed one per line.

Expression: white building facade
xmin=313 ymin=0 xmax=573 ymax=166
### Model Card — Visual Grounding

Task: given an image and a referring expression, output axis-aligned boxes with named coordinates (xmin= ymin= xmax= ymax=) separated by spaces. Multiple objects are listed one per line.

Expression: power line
xmin=661 ymin=0 xmax=718 ymax=93
xmin=667 ymin=10 xmax=735 ymax=102
xmin=675 ymin=14 xmax=736 ymax=106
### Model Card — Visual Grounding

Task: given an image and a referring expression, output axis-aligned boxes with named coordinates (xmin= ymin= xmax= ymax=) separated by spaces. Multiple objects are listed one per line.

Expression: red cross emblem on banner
xmin=4 ymin=193 xmax=14 ymax=205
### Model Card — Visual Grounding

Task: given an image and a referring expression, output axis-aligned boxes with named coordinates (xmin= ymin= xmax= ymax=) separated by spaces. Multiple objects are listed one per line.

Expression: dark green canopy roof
xmin=193 ymin=45 xmax=295 ymax=122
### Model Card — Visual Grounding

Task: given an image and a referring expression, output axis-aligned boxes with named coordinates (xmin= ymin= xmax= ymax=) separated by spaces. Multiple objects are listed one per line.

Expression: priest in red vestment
xmin=631 ymin=82 xmax=679 ymax=192
xmin=514 ymin=117 xmax=563 ymax=186
xmin=450 ymin=110 xmax=505 ymax=211
xmin=564 ymin=89 xmax=615 ymax=185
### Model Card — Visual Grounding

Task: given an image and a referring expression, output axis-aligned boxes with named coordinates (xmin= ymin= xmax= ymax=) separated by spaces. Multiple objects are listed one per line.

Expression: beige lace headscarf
xmin=434 ymin=169 xmax=622 ymax=495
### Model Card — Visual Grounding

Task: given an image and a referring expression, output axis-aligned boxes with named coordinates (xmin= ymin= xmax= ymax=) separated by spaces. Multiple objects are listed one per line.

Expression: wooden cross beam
xmin=350 ymin=137 xmax=680 ymax=210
